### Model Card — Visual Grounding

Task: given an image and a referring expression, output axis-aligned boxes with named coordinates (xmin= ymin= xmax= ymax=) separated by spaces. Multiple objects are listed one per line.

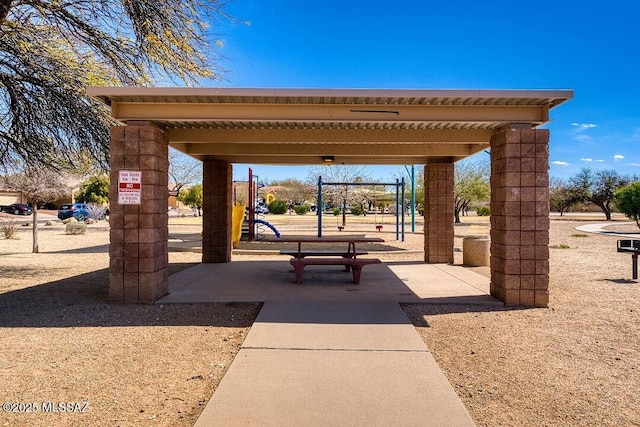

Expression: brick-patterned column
xmin=109 ymin=123 xmax=169 ymax=303
xmin=202 ymin=160 xmax=232 ymax=263
xmin=424 ymin=163 xmax=454 ymax=263
xmin=490 ymin=128 xmax=550 ymax=307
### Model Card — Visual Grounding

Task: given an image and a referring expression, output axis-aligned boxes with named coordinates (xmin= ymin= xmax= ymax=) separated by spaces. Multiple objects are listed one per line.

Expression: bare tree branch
xmin=0 ymin=0 xmax=235 ymax=169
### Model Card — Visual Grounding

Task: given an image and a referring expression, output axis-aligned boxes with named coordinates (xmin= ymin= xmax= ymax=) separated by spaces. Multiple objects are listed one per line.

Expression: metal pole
xmin=401 ymin=177 xmax=405 ymax=242
xmin=248 ymin=168 xmax=254 ymax=242
xmin=404 ymin=165 xmax=416 ymax=233
xmin=633 ymin=254 xmax=638 ymax=280
xmin=317 ymin=176 xmax=323 ymax=238
xmin=395 ymin=178 xmax=399 ymax=241
xmin=411 ymin=165 xmax=415 ymax=233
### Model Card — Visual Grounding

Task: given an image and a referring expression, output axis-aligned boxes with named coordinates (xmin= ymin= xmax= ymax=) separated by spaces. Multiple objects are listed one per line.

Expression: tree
xmin=0 ymin=1 xmax=234 ymax=170
xmin=549 ymin=177 xmax=579 ymax=216
xmin=308 ymin=165 xmax=371 ymax=226
xmin=75 ymin=174 xmax=109 ymax=205
xmin=169 ymin=148 xmax=202 ymax=198
xmin=3 ymin=169 xmax=67 ymax=253
xmin=177 ymin=184 xmax=202 ymax=216
xmin=614 ymin=182 xmax=640 ymax=229
xmin=571 ymin=168 xmax=629 ymax=220
xmin=454 ymin=158 xmax=490 ymax=223
xmin=274 ymin=178 xmax=315 ymax=206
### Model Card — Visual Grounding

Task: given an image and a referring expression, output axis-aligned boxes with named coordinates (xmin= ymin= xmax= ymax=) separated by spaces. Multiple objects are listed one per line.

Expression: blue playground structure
xmin=254 ymin=219 xmax=281 ymax=238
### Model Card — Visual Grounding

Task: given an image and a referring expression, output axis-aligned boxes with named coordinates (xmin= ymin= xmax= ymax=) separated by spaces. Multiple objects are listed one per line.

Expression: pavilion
xmin=87 ymin=88 xmax=573 ymax=307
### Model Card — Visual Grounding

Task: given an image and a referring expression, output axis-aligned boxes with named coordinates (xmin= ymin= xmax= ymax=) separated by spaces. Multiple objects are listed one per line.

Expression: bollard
xmin=463 ymin=236 xmax=490 ymax=266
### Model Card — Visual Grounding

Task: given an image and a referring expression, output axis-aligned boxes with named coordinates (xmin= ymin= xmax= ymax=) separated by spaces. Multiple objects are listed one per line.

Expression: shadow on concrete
xmin=159 ymin=259 xmax=503 ymax=308
xmin=0 ymin=263 xmax=260 ymax=328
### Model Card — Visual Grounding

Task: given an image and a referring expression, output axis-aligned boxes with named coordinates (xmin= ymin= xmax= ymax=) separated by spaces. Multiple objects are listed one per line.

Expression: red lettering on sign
xmin=119 ymin=183 xmax=141 ymax=190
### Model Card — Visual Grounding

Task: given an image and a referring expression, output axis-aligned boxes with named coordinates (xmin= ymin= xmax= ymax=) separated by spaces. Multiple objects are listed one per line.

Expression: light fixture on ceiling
xmin=322 ymin=156 xmax=335 ymax=163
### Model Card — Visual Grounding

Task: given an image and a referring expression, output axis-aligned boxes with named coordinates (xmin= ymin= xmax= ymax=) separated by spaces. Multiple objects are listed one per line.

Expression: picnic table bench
xmin=617 ymin=239 xmax=640 ymax=279
xmin=273 ymin=237 xmax=384 ymax=284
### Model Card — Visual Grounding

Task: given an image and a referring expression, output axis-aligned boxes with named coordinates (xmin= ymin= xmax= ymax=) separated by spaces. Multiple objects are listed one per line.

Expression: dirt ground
xmin=1 ymin=212 xmax=639 ymax=426
xmin=0 ymin=215 xmax=260 ymax=427
xmin=406 ymin=219 xmax=640 ymax=427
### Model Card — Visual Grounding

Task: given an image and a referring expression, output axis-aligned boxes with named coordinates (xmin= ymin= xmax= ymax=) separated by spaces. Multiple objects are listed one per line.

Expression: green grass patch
xmin=550 ymin=243 xmax=570 ymax=249
xmin=571 ymin=233 xmax=589 ymax=238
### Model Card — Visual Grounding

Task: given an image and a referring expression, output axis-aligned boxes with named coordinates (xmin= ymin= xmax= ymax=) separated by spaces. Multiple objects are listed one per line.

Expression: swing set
xmin=316 ymin=176 xmax=406 ymax=241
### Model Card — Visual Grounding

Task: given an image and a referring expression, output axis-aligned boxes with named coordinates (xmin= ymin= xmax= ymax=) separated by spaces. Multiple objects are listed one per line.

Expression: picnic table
xmin=273 ymin=237 xmax=384 ymax=284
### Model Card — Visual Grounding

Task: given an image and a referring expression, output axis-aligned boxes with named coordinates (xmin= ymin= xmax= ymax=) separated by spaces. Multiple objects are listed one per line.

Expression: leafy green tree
xmin=614 ymin=182 xmax=640 ymax=229
xmin=549 ymin=177 xmax=580 ymax=216
xmin=0 ymin=1 xmax=234 ymax=170
xmin=571 ymin=168 xmax=630 ymax=220
xmin=177 ymin=184 xmax=202 ymax=215
xmin=75 ymin=174 xmax=109 ymax=205
xmin=454 ymin=158 xmax=490 ymax=223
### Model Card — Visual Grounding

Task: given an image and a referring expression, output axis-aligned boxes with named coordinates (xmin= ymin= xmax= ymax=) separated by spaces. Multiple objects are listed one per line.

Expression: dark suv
xmin=57 ymin=203 xmax=91 ymax=221
xmin=2 ymin=203 xmax=32 ymax=215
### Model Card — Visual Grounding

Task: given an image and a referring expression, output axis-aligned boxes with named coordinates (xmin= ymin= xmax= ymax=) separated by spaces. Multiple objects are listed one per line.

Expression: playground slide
xmin=254 ymin=219 xmax=281 ymax=238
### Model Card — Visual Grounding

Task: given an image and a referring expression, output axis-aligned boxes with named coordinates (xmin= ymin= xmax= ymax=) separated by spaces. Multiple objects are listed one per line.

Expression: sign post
xmin=118 ymin=170 xmax=142 ymax=205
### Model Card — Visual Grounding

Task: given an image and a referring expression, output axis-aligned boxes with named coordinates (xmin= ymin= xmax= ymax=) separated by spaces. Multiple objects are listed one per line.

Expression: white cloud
xmin=630 ymin=163 xmax=640 ymax=167
xmin=551 ymin=161 xmax=570 ymax=166
xmin=580 ymin=158 xmax=604 ymax=162
xmin=614 ymin=154 xmax=625 ymax=160
xmin=572 ymin=123 xmax=597 ymax=129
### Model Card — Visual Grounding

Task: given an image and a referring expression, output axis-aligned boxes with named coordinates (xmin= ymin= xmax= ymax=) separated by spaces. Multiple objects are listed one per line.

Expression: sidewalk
xmin=194 ymin=300 xmax=475 ymax=426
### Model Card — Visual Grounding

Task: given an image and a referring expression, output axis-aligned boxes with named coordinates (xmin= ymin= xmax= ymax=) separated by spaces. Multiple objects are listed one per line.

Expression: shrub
xmin=267 ymin=200 xmax=287 ymax=214
xmin=333 ymin=208 xmax=341 ymax=216
xmin=65 ymin=222 xmax=87 ymax=235
xmin=614 ymin=182 xmax=640 ymax=229
xmin=350 ymin=205 xmax=363 ymax=216
xmin=1 ymin=216 xmax=18 ymax=239
xmin=293 ymin=204 xmax=310 ymax=215
xmin=476 ymin=206 xmax=491 ymax=216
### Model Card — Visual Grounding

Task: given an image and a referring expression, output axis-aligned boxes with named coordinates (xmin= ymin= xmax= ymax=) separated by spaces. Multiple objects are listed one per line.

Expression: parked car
xmin=57 ymin=203 xmax=91 ymax=221
xmin=2 ymin=203 xmax=33 ymax=215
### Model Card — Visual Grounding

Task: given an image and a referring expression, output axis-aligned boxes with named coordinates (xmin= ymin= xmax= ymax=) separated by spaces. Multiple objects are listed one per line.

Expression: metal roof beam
xmin=166 ymin=128 xmax=496 ymax=144
xmin=115 ymin=102 xmax=549 ymax=124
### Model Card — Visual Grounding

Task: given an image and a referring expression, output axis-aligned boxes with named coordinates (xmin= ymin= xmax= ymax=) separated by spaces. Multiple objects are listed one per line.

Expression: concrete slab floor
xmin=158 ymin=255 xmax=500 ymax=306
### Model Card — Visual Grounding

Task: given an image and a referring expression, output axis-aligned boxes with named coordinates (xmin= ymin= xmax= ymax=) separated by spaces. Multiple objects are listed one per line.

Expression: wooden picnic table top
xmin=268 ymin=237 xmax=385 ymax=243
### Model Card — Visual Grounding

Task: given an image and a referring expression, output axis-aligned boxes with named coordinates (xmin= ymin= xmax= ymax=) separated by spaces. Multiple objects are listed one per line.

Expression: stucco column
xmin=109 ymin=123 xmax=169 ymax=303
xmin=202 ymin=159 xmax=232 ymax=263
xmin=424 ymin=163 xmax=454 ymax=263
xmin=490 ymin=127 xmax=550 ymax=307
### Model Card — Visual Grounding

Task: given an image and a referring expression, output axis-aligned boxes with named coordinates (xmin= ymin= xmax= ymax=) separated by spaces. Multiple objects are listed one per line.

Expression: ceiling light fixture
xmin=322 ymin=156 xmax=335 ymax=163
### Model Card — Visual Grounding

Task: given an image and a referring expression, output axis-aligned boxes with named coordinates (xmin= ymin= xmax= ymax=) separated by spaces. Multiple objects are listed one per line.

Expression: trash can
xmin=463 ymin=236 xmax=490 ymax=266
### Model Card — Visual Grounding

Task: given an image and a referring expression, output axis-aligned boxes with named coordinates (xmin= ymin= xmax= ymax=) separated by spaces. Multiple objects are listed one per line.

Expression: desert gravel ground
xmin=406 ymin=218 xmax=640 ymax=427
xmin=0 ymin=215 xmax=260 ymax=427
xmin=1 ymin=213 xmax=639 ymax=426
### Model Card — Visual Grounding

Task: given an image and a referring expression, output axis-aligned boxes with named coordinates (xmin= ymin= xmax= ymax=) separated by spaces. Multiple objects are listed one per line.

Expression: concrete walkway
xmin=575 ymin=221 xmax=639 ymax=238
xmin=195 ymin=300 xmax=475 ymax=426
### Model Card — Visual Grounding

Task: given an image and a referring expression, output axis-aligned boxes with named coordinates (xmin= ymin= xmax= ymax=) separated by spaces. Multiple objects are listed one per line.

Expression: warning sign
xmin=118 ymin=170 xmax=142 ymax=205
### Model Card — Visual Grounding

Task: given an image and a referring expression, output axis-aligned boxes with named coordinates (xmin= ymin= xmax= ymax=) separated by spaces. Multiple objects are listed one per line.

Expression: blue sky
xmin=211 ymin=0 xmax=640 ymax=183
